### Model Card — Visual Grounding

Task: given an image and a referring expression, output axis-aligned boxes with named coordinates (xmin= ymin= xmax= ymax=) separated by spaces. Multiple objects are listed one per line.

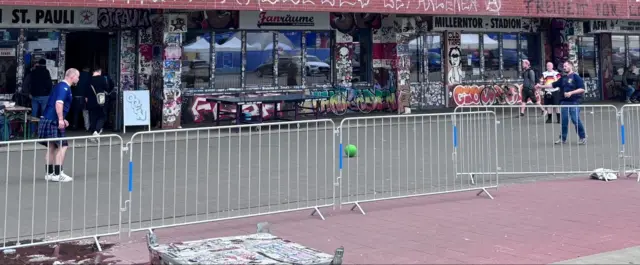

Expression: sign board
xmin=123 ymin=90 xmax=151 ymax=132
xmin=239 ymin=11 xmax=330 ymax=30
xmin=590 ymin=20 xmax=640 ymax=33
xmin=431 ymin=16 xmax=538 ymax=32
xmin=0 ymin=48 xmax=15 ymax=56
xmin=0 ymin=7 xmax=98 ymax=28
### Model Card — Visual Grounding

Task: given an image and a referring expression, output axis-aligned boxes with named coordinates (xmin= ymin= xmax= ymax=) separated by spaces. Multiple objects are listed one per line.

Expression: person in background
xmin=541 ymin=62 xmax=562 ymax=123
xmin=71 ymin=66 xmax=90 ymax=130
xmin=621 ymin=66 xmax=637 ymax=104
xmin=537 ymin=61 xmax=587 ymax=145
xmin=623 ymin=65 xmax=640 ymax=103
xmin=29 ymin=59 xmax=53 ymax=135
xmin=101 ymin=71 xmax=115 ymax=130
xmin=75 ymin=66 xmax=91 ymax=131
xmin=85 ymin=67 xmax=108 ymax=141
xmin=38 ymin=68 xmax=80 ymax=182
xmin=520 ymin=59 xmax=546 ymax=117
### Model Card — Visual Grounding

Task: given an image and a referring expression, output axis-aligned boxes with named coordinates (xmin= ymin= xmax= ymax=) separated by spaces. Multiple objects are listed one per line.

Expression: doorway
xmin=66 ymin=31 xmax=112 ymax=72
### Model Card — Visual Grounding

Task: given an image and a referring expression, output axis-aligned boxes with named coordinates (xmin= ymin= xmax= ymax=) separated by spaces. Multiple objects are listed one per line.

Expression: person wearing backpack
xmin=85 ymin=67 xmax=107 ymax=142
xmin=520 ymin=59 xmax=546 ymax=117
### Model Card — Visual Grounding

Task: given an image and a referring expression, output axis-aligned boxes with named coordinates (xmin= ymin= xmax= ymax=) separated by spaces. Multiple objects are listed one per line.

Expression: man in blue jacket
xmin=537 ymin=61 xmax=587 ymax=145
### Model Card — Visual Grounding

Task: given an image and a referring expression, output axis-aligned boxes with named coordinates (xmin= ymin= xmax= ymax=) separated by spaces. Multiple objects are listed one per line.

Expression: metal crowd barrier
xmin=124 ymin=120 xmax=336 ymax=234
xmin=455 ymin=105 xmax=621 ymax=181
xmin=337 ymin=112 xmax=499 ymax=215
xmin=0 ymin=135 xmax=124 ymax=251
xmin=620 ymin=104 xmax=640 ymax=181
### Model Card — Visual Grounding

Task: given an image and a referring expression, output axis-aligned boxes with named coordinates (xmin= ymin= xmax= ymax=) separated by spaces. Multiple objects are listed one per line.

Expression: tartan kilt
xmin=38 ymin=119 xmax=68 ymax=147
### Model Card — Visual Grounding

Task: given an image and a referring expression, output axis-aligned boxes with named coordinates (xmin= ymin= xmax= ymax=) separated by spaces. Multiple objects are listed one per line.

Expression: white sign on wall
xmin=0 ymin=7 xmax=98 ymax=28
xmin=123 ymin=90 xmax=151 ymax=133
xmin=432 ymin=16 xmax=538 ymax=32
xmin=240 ymin=11 xmax=330 ymax=30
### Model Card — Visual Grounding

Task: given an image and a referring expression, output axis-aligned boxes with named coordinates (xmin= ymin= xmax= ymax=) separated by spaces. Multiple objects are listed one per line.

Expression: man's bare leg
xmin=54 ymin=146 xmax=67 ymax=166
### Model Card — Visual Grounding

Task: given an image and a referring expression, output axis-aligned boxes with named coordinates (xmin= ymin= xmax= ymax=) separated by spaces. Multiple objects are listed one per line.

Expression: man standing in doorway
xmin=29 ymin=59 xmax=53 ymax=134
xmin=537 ymin=61 xmax=587 ymax=145
xmin=520 ymin=59 xmax=546 ymax=117
xmin=38 ymin=68 xmax=80 ymax=182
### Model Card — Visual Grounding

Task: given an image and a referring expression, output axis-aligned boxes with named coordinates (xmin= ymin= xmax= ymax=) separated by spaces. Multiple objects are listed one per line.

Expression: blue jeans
xmin=31 ymin=96 xmax=48 ymax=134
xmin=560 ymin=101 xmax=586 ymax=142
xmin=0 ymin=115 xmax=7 ymax=141
xmin=625 ymin=86 xmax=635 ymax=100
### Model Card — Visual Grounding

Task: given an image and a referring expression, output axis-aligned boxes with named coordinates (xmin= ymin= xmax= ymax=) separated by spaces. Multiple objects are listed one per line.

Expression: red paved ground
xmin=104 ymin=177 xmax=640 ymax=264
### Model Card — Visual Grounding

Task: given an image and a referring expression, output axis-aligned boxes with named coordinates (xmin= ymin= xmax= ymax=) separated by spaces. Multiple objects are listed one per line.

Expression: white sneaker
xmin=49 ymin=174 xmax=73 ymax=182
xmin=91 ymin=131 xmax=100 ymax=143
xmin=45 ymin=174 xmax=53 ymax=181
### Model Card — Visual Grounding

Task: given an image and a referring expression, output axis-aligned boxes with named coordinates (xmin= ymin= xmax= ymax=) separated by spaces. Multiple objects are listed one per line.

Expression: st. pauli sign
xmin=0 ymin=7 xmax=98 ymax=28
xmin=431 ymin=16 xmax=539 ymax=32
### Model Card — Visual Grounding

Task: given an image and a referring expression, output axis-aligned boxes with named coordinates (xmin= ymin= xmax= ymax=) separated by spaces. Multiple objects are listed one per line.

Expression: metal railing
xmin=620 ymin=104 xmax=640 ymax=181
xmin=124 ymin=120 xmax=337 ymax=234
xmin=337 ymin=112 xmax=499 ymax=215
xmin=454 ymin=105 xmax=621 ymax=181
xmin=0 ymin=135 xmax=124 ymax=251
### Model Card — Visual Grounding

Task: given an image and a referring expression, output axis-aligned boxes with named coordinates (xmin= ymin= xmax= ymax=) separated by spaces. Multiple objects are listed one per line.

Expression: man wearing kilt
xmin=38 ymin=68 xmax=80 ymax=182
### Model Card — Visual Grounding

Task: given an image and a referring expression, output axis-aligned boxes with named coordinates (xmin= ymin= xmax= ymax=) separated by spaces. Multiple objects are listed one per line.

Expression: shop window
xmin=611 ymin=35 xmax=626 ymax=73
xmin=520 ymin=33 xmax=541 ymax=72
xmin=461 ymin=33 xmax=481 ymax=81
xmin=182 ymin=31 xmax=212 ymax=92
xmin=483 ymin=33 xmax=500 ymax=79
xmin=305 ymin=32 xmax=331 ymax=87
xmin=409 ymin=35 xmax=422 ymax=83
xmin=0 ymin=29 xmax=19 ymax=94
xmin=246 ymin=31 xmax=277 ymax=88
xmin=352 ymin=29 xmax=372 ymax=84
xmin=214 ymin=31 xmax=241 ymax=90
xmin=277 ymin=31 xmax=303 ymax=87
xmin=578 ymin=36 xmax=596 ymax=78
xmin=502 ymin=33 xmax=519 ymax=78
xmin=24 ymin=30 xmax=59 ymax=86
xmin=426 ymin=34 xmax=442 ymax=82
xmin=629 ymin=36 xmax=640 ymax=68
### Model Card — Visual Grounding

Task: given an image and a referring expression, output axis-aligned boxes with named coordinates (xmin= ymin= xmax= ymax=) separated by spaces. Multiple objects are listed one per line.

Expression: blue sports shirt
xmin=42 ymin=81 xmax=73 ymax=121
xmin=551 ymin=72 xmax=584 ymax=103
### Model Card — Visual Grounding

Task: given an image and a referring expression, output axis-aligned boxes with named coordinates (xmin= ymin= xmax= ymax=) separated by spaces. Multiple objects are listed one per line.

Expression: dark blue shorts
xmin=38 ymin=119 xmax=68 ymax=147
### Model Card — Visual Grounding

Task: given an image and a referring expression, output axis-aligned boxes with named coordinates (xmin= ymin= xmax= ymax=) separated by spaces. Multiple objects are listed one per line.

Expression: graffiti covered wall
xmin=161 ymin=13 xmax=187 ymax=129
xmin=449 ymin=83 xmax=541 ymax=106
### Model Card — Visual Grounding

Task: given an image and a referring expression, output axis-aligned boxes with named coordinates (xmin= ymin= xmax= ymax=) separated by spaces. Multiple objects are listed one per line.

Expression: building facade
xmin=0 ymin=0 xmax=634 ymax=129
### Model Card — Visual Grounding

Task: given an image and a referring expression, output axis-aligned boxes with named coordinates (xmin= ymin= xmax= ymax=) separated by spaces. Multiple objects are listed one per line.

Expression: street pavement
xmin=102 ymin=175 xmax=640 ymax=264
xmin=0 ymin=104 xmax=632 ymax=252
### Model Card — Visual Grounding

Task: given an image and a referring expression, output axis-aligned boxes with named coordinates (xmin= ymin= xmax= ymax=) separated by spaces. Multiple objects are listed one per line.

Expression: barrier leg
xmin=350 ymin=202 xmax=365 ymax=215
xmin=93 ymin=236 xmax=103 ymax=252
xmin=310 ymin=207 xmax=326 ymax=221
xmin=476 ymin=188 xmax=494 ymax=200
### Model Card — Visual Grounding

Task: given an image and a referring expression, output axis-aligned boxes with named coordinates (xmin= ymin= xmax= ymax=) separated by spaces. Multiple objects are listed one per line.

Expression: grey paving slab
xmin=553 ymin=246 xmax=640 ymax=264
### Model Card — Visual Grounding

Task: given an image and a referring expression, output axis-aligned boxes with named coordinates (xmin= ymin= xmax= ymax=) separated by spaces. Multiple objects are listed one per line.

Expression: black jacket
xmin=29 ymin=66 xmax=53 ymax=97
xmin=522 ymin=68 xmax=536 ymax=91
xmin=85 ymin=76 xmax=108 ymax=110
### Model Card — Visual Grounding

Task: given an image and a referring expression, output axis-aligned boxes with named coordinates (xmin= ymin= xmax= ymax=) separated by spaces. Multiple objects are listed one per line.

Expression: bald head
xmin=64 ymin=68 xmax=80 ymax=85
xmin=546 ymin=62 xmax=554 ymax=71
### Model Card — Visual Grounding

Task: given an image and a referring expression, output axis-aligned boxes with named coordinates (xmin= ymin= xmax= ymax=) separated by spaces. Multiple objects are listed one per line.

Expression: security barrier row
xmin=2 ymin=104 xmax=639 ymax=251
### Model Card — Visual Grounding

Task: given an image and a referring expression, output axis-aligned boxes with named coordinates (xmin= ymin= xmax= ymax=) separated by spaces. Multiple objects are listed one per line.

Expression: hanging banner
xmin=0 ymin=7 xmax=98 ymax=28
xmin=431 ymin=16 xmax=538 ymax=32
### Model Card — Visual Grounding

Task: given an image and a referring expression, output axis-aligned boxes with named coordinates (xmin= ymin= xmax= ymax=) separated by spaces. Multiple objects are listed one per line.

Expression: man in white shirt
xmin=541 ymin=62 xmax=562 ymax=123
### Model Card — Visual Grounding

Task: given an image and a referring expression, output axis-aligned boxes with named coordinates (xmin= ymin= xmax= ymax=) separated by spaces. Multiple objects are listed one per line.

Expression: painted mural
xmin=393 ymin=17 xmax=414 ymax=114
xmin=410 ymin=82 xmax=446 ymax=109
xmin=57 ymin=32 xmax=66 ymax=81
xmin=120 ymin=30 xmax=136 ymax=91
xmin=449 ymin=83 xmax=542 ymax=106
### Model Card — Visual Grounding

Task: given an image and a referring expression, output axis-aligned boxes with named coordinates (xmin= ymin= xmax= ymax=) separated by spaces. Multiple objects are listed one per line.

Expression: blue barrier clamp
xmin=453 ymin=125 xmax=458 ymax=148
xmin=338 ymin=143 xmax=343 ymax=169
xmin=128 ymin=161 xmax=133 ymax=192
xmin=621 ymin=125 xmax=626 ymax=146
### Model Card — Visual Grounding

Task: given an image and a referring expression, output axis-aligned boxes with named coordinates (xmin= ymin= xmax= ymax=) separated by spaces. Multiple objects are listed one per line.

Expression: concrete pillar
xmin=161 ymin=13 xmax=187 ymax=129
